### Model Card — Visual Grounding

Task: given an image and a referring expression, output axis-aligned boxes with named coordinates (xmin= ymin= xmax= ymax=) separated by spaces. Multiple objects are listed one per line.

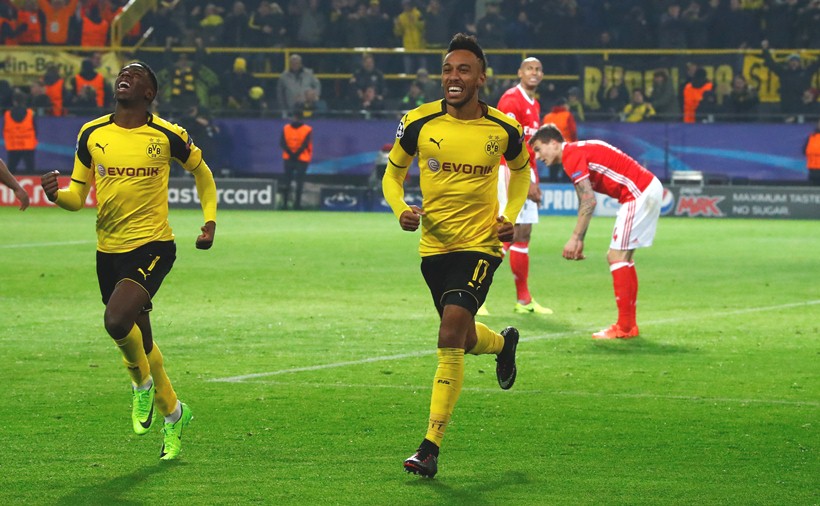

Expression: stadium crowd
xmin=1 ymin=0 xmax=820 ymax=123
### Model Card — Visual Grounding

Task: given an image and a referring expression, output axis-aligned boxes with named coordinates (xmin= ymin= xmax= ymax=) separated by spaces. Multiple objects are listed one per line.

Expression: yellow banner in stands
xmin=1 ymin=50 xmax=123 ymax=86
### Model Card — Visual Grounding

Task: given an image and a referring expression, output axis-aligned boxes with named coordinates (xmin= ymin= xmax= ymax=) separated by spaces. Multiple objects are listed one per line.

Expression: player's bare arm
xmin=564 ymin=178 xmax=596 ymax=260
xmin=41 ymin=170 xmax=60 ymax=202
xmin=0 ymin=160 xmax=29 ymax=210
xmin=399 ymin=205 xmax=424 ymax=232
xmin=527 ymin=182 xmax=541 ymax=203
xmin=196 ymin=221 xmax=216 ymax=250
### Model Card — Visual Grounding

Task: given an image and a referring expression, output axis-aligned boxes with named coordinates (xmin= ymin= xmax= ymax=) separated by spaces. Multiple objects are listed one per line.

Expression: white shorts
xmin=610 ymin=177 xmax=662 ymax=251
xmin=497 ymin=164 xmax=539 ymax=225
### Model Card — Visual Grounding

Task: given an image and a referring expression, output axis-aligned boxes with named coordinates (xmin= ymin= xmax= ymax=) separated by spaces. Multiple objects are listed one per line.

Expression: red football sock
xmin=610 ymin=262 xmax=635 ymax=329
xmin=627 ymin=262 xmax=638 ymax=327
xmin=509 ymin=242 xmax=530 ymax=304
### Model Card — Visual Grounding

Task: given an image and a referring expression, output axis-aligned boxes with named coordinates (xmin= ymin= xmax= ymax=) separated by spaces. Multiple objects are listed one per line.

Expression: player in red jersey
xmin=529 ymin=124 xmax=663 ymax=339
xmin=481 ymin=57 xmax=552 ymax=316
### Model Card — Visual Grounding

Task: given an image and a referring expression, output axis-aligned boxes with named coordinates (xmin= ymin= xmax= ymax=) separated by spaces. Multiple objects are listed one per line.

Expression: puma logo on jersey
xmin=95 ymin=143 xmax=109 ymax=154
xmin=430 ymin=137 xmax=443 ymax=149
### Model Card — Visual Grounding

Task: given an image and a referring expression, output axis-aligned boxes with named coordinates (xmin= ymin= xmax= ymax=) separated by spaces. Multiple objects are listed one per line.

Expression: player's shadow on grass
xmin=588 ymin=338 xmax=691 ymax=355
xmin=405 ymin=470 xmax=529 ymax=506
xmin=55 ymin=463 xmax=173 ymax=505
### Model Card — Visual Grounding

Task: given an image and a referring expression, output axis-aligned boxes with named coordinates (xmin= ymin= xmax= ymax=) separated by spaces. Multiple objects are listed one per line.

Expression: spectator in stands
xmin=364 ymin=0 xmax=393 ymax=49
xmin=164 ymin=50 xmax=201 ymax=111
xmin=0 ymin=2 xmax=17 ymax=46
xmin=341 ymin=2 xmax=368 ymax=48
xmin=761 ymin=40 xmax=820 ymax=122
xmin=179 ymin=104 xmax=222 ymax=169
xmin=622 ymin=89 xmax=656 ymax=122
xmin=294 ymin=0 xmax=326 ymax=48
xmin=358 ymin=85 xmax=386 ymax=117
xmin=619 ymin=5 xmax=653 ymax=49
xmin=41 ymin=63 xmax=66 ymax=116
xmin=79 ymin=1 xmax=109 ymax=47
xmin=682 ymin=67 xmax=713 ymax=123
xmin=196 ymin=3 xmax=224 ymax=47
xmin=400 ymin=79 xmax=426 ymax=110
xmin=762 ymin=0 xmax=800 ymax=49
xmin=0 ymin=80 xmax=13 ymax=111
xmin=3 ymin=91 xmax=38 ymax=174
xmin=29 ymin=80 xmax=53 ymax=115
xmin=424 ymin=0 xmax=451 ymax=50
xmin=221 ymin=1 xmax=249 ymax=47
xmin=657 ymin=2 xmax=686 ymax=49
xmin=68 ymin=57 xmax=111 ymax=113
xmin=476 ymin=1 xmax=506 ymax=49
xmin=299 ymin=87 xmax=327 ymax=119
xmin=248 ymin=1 xmax=287 ymax=72
xmin=797 ymin=88 xmax=820 ymax=123
xmin=504 ymin=9 xmax=533 ymax=50
xmin=144 ymin=0 xmax=183 ymax=47
xmin=249 ymin=1 xmax=287 ymax=48
xmin=596 ymin=74 xmax=629 ymax=121
xmin=721 ymin=74 xmax=759 ymax=122
xmin=648 ymin=69 xmax=679 ymax=121
xmin=682 ymin=0 xmax=712 ymax=49
xmin=223 ymin=57 xmax=257 ymax=111
xmin=720 ymin=0 xmax=762 ymax=49
xmin=350 ymin=53 xmax=387 ymax=106
xmin=481 ymin=67 xmax=504 ymax=106
xmin=795 ymin=0 xmax=820 ymax=48
xmin=566 ymin=86 xmax=585 ymax=122
xmin=277 ymin=54 xmax=321 ymax=114
xmin=15 ymin=0 xmax=44 ymax=45
xmin=393 ymin=0 xmax=426 ymax=74
xmin=804 ymin=118 xmax=820 ymax=185
xmin=415 ymin=67 xmax=440 ymax=101
xmin=39 ymin=0 xmax=78 ymax=45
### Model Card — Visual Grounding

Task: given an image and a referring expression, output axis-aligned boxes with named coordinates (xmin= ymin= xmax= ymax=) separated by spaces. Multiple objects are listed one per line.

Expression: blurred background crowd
xmin=1 ymin=0 xmax=820 ymax=123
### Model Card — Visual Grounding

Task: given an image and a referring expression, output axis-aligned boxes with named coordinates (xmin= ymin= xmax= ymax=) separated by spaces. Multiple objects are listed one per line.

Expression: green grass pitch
xmin=0 ymin=207 xmax=817 ymax=505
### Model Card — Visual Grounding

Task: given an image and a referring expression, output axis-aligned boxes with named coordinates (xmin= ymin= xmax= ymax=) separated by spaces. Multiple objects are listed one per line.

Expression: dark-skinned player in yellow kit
xmin=41 ymin=61 xmax=217 ymax=461
xmin=382 ymin=34 xmax=531 ymax=478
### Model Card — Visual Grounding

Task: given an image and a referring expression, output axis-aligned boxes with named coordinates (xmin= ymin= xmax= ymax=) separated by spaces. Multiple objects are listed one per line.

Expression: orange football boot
xmin=592 ymin=324 xmax=639 ymax=340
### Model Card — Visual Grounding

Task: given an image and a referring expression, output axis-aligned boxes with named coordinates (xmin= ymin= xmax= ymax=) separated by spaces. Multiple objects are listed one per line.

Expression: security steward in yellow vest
xmin=804 ymin=119 xmax=820 ymax=185
xmin=2 ymin=92 xmax=38 ymax=173
xmin=280 ymin=110 xmax=313 ymax=210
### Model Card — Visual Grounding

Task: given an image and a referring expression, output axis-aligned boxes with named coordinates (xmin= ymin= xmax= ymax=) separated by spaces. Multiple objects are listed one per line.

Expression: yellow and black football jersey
xmin=384 ymin=100 xmax=530 ymax=257
xmin=58 ymin=113 xmax=215 ymax=253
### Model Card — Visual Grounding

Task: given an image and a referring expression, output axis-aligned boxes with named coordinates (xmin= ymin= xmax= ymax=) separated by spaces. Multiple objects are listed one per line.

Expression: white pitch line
xmin=209 ymin=299 xmax=820 ymax=383
xmin=233 ymin=380 xmax=820 ymax=408
xmin=0 ymin=240 xmax=94 ymax=249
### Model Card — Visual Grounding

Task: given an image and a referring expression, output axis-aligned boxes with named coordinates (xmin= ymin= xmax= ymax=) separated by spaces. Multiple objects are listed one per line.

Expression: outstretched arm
xmin=563 ymin=178 xmax=596 ymax=260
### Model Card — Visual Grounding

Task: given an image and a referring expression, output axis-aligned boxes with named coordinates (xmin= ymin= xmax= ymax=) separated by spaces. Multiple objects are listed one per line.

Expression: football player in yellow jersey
xmin=41 ymin=61 xmax=217 ymax=460
xmin=383 ymin=34 xmax=531 ymax=478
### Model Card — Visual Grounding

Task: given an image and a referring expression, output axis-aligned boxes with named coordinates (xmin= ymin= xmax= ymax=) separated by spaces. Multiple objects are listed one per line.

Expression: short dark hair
xmin=529 ymin=124 xmax=565 ymax=146
xmin=447 ymin=33 xmax=486 ymax=72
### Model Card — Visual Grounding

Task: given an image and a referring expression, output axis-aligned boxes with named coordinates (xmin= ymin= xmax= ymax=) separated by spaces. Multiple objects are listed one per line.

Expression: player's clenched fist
xmin=399 ymin=205 xmax=424 ymax=232
xmin=40 ymin=170 xmax=60 ymax=202
xmin=496 ymin=216 xmax=514 ymax=243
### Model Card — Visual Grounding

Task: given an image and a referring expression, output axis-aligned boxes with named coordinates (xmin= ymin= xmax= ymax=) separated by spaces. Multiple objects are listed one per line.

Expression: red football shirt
xmin=562 ymin=140 xmax=656 ymax=203
xmin=497 ymin=84 xmax=540 ymax=173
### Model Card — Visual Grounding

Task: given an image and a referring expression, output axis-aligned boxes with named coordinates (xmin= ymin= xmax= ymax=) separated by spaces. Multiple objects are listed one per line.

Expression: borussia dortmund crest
xmin=146 ymin=138 xmax=162 ymax=158
xmin=484 ymin=135 xmax=500 ymax=156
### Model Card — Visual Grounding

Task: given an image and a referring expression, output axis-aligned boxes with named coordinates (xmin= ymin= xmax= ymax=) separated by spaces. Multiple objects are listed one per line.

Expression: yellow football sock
xmin=146 ymin=342 xmax=179 ymax=417
xmin=467 ymin=322 xmax=504 ymax=355
xmin=114 ymin=324 xmax=150 ymax=387
xmin=425 ymin=348 xmax=464 ymax=447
